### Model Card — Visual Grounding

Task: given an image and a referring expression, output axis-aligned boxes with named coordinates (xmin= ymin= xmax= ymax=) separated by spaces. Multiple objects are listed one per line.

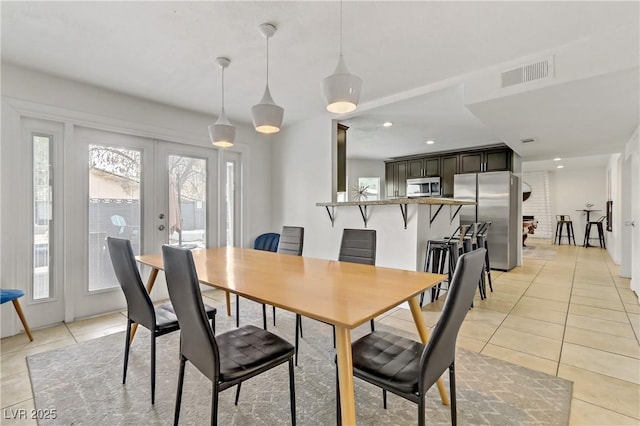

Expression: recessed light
xmin=425 ymin=140 xmax=435 ymax=145
xmin=383 ymin=121 xmax=393 ymax=127
xmin=557 ymin=165 xmax=564 ymax=169
xmin=553 ymin=158 xmax=561 ymax=161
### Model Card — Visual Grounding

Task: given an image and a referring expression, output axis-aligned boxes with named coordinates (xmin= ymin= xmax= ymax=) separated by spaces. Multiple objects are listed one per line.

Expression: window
xmin=33 ymin=134 xmax=52 ymax=299
xmin=88 ymin=145 xmax=141 ymax=291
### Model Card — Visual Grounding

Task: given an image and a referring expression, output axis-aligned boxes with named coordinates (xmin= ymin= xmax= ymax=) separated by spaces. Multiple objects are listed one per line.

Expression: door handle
xmin=625 ymin=221 xmax=635 ymax=227
xmin=158 ymin=225 xmax=165 ymax=231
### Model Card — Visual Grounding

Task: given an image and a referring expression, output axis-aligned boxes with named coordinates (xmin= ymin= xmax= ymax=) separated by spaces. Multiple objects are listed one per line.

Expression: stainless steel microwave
xmin=407 ymin=177 xmax=441 ymax=197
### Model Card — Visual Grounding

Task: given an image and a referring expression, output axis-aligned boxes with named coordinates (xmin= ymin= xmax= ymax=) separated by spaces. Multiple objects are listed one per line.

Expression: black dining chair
xmin=106 ymin=237 xmax=217 ymax=404
xmin=295 ymin=229 xmax=376 ymax=365
xmin=236 ymin=232 xmax=281 ymax=328
xmin=162 ymin=245 xmax=296 ymax=426
xmin=272 ymin=226 xmax=304 ymax=328
xmin=337 ymin=248 xmax=487 ymax=426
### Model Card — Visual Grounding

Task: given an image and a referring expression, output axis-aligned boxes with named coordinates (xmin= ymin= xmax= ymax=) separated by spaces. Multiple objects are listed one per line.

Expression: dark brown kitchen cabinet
xmin=385 ymin=161 xmax=407 ymax=198
xmin=440 ymin=155 xmax=458 ymax=197
xmin=459 ymin=149 xmax=511 ymax=174
xmin=407 ymin=158 xmax=439 ymax=178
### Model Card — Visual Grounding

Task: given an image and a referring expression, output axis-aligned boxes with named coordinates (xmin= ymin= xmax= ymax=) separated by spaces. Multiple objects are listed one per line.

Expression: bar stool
xmin=475 ymin=222 xmax=493 ymax=295
xmin=554 ymin=215 xmax=576 ymax=245
xmin=584 ymin=216 xmax=606 ymax=248
xmin=420 ymin=225 xmax=472 ymax=306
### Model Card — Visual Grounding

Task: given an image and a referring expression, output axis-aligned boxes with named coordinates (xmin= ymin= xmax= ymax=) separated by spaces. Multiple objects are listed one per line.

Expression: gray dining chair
xmin=106 ymin=237 xmax=216 ymax=404
xmin=162 ymin=245 xmax=296 ymax=426
xmin=336 ymin=248 xmax=486 ymax=426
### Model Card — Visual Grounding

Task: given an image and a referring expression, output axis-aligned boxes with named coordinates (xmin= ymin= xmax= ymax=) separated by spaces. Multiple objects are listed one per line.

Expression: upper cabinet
xmin=459 ymin=148 xmax=511 ymax=174
xmin=385 ymin=161 xmax=407 ymax=198
xmin=385 ymin=146 xmax=513 ymax=199
xmin=407 ymin=158 xmax=440 ymax=178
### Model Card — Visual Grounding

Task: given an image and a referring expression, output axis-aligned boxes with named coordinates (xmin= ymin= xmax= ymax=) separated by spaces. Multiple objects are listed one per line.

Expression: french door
xmin=70 ymin=127 xmax=220 ymax=318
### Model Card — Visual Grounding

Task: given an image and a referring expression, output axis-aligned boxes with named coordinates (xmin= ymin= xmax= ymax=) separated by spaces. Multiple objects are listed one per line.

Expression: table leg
xmin=335 ymin=326 xmax=356 ymax=425
xmin=225 ymin=291 xmax=231 ymax=316
xmin=408 ymin=296 xmax=450 ymax=406
xmin=130 ymin=267 xmax=159 ymax=344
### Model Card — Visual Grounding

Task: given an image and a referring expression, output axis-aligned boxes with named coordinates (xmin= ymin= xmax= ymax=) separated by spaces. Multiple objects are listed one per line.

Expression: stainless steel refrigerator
xmin=454 ymin=171 xmax=519 ymax=271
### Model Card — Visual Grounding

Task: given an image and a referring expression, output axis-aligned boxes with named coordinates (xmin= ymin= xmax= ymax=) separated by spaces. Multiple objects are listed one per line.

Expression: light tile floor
xmin=1 ymin=239 xmax=639 ymax=425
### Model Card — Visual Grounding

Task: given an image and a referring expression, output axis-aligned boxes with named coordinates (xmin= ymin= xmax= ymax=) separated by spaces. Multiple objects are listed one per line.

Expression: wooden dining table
xmin=135 ymin=246 xmax=448 ymax=425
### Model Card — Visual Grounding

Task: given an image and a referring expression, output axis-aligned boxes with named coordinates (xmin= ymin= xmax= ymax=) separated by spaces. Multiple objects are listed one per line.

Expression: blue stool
xmin=0 ymin=289 xmax=34 ymax=341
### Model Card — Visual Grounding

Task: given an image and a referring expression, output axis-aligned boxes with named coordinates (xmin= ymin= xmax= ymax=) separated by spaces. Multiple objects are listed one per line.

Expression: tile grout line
xmin=555 ymin=242 xmax=579 ymax=377
xmin=476 ymin=256 xmax=548 ymax=354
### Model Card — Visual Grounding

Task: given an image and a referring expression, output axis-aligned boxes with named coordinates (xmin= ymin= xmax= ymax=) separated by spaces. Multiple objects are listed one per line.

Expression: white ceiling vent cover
xmin=501 ymin=56 xmax=554 ymax=88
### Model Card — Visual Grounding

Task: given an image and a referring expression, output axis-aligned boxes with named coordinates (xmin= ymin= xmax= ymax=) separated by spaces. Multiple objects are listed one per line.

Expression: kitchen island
xmin=316 ymin=197 xmax=474 ymax=273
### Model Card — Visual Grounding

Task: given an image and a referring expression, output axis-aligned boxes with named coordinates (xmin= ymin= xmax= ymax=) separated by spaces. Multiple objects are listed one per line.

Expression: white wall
xmin=549 ymin=167 xmax=608 ymax=245
xmin=271 ymin=116 xmax=338 ymax=260
xmin=346 ymin=159 xmax=385 ymax=200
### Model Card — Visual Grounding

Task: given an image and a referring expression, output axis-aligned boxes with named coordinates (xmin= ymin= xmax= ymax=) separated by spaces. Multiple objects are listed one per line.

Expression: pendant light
xmin=209 ymin=57 xmax=235 ymax=148
xmin=322 ymin=0 xmax=362 ymax=114
xmin=252 ymin=23 xmax=284 ymax=134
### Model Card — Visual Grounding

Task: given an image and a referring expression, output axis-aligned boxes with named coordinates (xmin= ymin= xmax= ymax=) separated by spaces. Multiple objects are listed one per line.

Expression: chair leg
xmin=450 ymin=362 xmax=457 ymax=426
xmin=151 ymin=332 xmax=156 ymax=404
xmin=332 ymin=326 xmax=336 ymax=349
xmin=295 ymin=314 xmax=300 ymax=366
xmin=234 ymin=383 xmax=241 ymax=406
xmin=418 ymin=395 xmax=425 ymax=426
xmin=174 ymin=355 xmax=186 ymax=426
xmin=289 ymin=358 xmax=297 ymax=426
xmin=570 ymin=222 xmax=576 ymax=245
xmin=273 ymin=305 xmax=277 ymax=327
xmin=11 ymin=299 xmax=33 ymax=341
xmin=484 ymin=248 xmax=493 ymax=292
xmin=370 ymin=319 xmax=375 ymax=332
xmin=262 ymin=304 xmax=267 ymax=330
xmin=383 ymin=389 xmax=387 ymax=409
xmin=123 ymin=319 xmax=131 ymax=384
xmin=235 ymin=294 xmax=240 ymax=328
xmin=211 ymin=382 xmax=219 ymax=426
xmin=335 ymin=364 xmax=341 ymax=426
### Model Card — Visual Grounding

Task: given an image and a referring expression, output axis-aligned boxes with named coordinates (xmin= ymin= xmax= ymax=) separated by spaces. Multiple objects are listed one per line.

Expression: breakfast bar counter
xmin=316 ymin=197 xmax=475 ymax=273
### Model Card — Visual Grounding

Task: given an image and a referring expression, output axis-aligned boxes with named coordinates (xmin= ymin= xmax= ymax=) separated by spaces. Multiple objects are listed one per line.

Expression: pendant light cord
xmin=221 ymin=66 xmax=225 ymax=114
xmin=339 ymin=0 xmax=343 ymax=55
xmin=266 ymin=36 xmax=270 ymax=86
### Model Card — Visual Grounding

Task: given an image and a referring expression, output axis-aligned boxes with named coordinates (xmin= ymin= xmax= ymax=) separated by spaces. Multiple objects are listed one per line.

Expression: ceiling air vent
xmin=501 ymin=56 xmax=554 ymax=88
xmin=520 ymin=138 xmax=536 ymax=144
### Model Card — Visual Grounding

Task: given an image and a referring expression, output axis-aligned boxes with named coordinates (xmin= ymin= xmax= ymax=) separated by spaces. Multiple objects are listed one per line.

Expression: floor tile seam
xmin=570 ymin=396 xmax=640 ymax=420
xmin=561 ymin=337 xmax=640 ymax=361
xmin=569 ymin=303 xmax=626 ymax=315
xmin=498 ymin=323 xmax=564 ymax=342
xmin=566 ymin=308 xmax=634 ymax=324
xmin=0 ymin=334 xmax=73 ymax=356
xmin=0 ymin=397 xmax=35 ymax=411
xmin=616 ymin=287 xmax=640 ymax=343
xmin=480 ymin=259 xmax=546 ymax=359
xmin=63 ymin=322 xmax=79 ymax=345
xmin=485 ymin=341 xmax=561 ymax=364
xmin=557 ymin=248 xmax=578 ymax=377
xmin=559 ymin=359 xmax=640 ymax=387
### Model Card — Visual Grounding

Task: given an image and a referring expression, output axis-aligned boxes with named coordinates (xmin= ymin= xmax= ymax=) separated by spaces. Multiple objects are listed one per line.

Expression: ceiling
xmin=2 ymin=1 xmax=639 ymax=167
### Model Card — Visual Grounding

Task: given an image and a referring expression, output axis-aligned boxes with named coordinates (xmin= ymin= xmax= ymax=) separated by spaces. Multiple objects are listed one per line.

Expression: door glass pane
xmin=225 ymin=161 xmax=235 ymax=246
xmin=33 ymin=134 xmax=52 ymax=300
xmin=168 ymin=155 xmax=206 ymax=248
xmin=88 ymin=145 xmax=141 ymax=291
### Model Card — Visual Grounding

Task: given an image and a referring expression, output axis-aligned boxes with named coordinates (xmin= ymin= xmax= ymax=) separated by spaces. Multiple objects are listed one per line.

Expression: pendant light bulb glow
xmin=210 ymin=57 xmax=235 ymax=148
xmin=323 ymin=0 xmax=362 ymax=114
xmin=252 ymin=23 xmax=284 ymax=134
